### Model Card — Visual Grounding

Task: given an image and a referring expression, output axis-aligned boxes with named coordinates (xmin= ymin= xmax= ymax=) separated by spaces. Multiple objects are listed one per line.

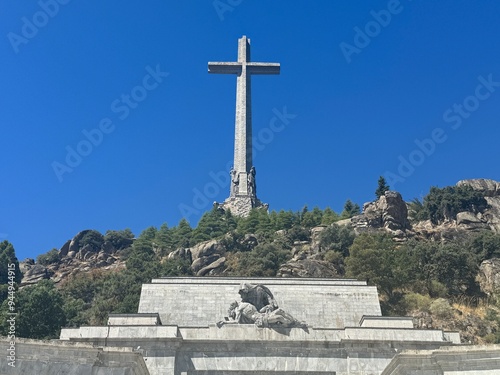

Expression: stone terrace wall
xmin=381 ymin=344 xmax=500 ymax=374
xmin=0 ymin=337 xmax=149 ymax=375
xmin=138 ymin=278 xmax=381 ymax=328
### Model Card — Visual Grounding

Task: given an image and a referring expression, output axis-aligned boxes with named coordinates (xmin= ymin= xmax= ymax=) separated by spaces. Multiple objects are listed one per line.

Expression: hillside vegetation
xmin=2 ymin=178 xmax=500 ymax=344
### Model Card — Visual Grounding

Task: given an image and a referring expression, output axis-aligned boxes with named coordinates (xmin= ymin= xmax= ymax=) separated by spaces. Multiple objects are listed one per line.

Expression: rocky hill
xmin=20 ymin=178 xmax=500 ymax=287
xmin=15 ymin=178 xmax=500 ymax=344
xmin=20 ymin=229 xmax=130 ymax=287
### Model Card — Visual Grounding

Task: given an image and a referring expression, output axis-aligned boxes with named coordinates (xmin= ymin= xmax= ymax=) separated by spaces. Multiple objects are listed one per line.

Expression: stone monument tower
xmin=208 ymin=36 xmax=280 ymax=216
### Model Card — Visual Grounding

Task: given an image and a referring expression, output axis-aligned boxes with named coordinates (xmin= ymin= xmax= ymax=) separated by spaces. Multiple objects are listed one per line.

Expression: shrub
xmin=104 ymin=229 xmax=134 ymax=250
xmin=324 ymin=250 xmax=343 ymax=264
xmin=428 ymin=280 xmax=448 ymax=298
xmin=422 ymin=185 xmax=488 ymax=224
xmin=319 ymin=224 xmax=355 ymax=257
xmin=483 ymin=333 xmax=498 ymax=344
xmin=79 ymin=230 xmax=104 ymax=251
xmin=36 ymin=248 xmax=60 ymax=266
xmin=403 ymin=293 xmax=432 ymax=312
xmin=485 ymin=308 xmax=498 ymax=322
xmin=430 ymin=298 xmax=454 ymax=319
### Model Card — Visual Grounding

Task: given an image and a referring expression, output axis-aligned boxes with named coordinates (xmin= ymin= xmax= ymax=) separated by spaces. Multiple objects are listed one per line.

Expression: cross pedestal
xmin=208 ymin=36 xmax=280 ymax=216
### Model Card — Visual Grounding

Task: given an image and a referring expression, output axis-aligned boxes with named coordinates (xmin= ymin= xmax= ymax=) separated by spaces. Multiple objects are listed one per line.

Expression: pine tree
xmin=192 ymin=206 xmax=227 ymax=243
xmin=375 ymin=176 xmax=390 ymax=199
xmin=0 ymin=241 xmax=22 ymax=305
xmin=155 ymin=223 xmax=174 ymax=254
xmin=172 ymin=219 xmax=193 ymax=248
xmin=340 ymin=199 xmax=361 ymax=219
xmin=301 ymin=206 xmax=323 ymax=228
xmin=321 ymin=207 xmax=340 ymax=225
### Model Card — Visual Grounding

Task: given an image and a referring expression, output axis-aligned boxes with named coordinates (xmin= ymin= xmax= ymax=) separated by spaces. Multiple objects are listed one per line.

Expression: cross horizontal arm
xmin=247 ymin=63 xmax=280 ymax=75
xmin=208 ymin=62 xmax=242 ymax=74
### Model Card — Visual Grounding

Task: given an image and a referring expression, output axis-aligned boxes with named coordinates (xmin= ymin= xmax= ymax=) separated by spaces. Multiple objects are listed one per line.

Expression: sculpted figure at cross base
xmin=247 ymin=166 xmax=256 ymax=197
xmin=230 ymin=168 xmax=239 ymax=196
xmin=217 ymin=283 xmax=306 ymax=329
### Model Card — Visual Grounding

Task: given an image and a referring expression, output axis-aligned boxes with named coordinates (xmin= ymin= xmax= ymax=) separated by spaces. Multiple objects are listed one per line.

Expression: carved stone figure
xmin=230 ymin=168 xmax=239 ymax=196
xmin=218 ymin=301 xmax=305 ymax=328
xmin=247 ymin=166 xmax=256 ymax=197
xmin=238 ymin=283 xmax=277 ymax=313
xmin=218 ymin=283 xmax=306 ymax=329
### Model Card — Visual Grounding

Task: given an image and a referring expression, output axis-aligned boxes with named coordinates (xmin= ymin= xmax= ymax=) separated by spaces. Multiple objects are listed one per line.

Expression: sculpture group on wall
xmin=229 ymin=167 xmax=257 ymax=198
xmin=217 ymin=283 xmax=305 ymax=329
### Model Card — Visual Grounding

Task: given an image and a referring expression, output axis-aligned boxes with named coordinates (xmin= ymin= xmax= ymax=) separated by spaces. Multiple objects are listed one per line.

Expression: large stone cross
xmin=208 ymin=36 xmax=280 ymax=216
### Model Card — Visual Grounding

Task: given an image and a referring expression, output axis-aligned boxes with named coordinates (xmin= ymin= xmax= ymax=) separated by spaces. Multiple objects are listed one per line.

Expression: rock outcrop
xmin=457 ymin=179 xmax=500 ymax=233
xmin=412 ymin=179 xmax=500 ymax=240
xmin=20 ymin=230 xmax=128 ymax=287
xmin=167 ymin=248 xmax=192 ymax=263
xmin=277 ymin=258 xmax=342 ymax=278
xmin=188 ymin=239 xmax=226 ymax=275
xmin=351 ymin=191 xmax=411 ymax=240
xmin=477 ymin=258 xmax=500 ymax=295
xmin=20 ymin=262 xmax=53 ymax=286
xmin=277 ymin=227 xmax=344 ymax=278
xmin=457 ymin=178 xmax=500 ymax=197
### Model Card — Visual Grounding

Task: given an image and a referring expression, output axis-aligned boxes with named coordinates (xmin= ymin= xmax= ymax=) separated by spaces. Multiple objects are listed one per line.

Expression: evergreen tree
xmin=340 ymin=199 xmax=361 ymax=219
xmin=346 ymin=234 xmax=410 ymax=299
xmin=422 ymin=185 xmax=488 ymax=224
xmin=274 ymin=210 xmax=296 ymax=230
xmin=192 ymin=206 xmax=226 ymax=243
xmin=79 ymin=230 xmax=104 ymax=251
xmin=319 ymin=224 xmax=355 ymax=257
xmin=138 ymin=226 xmax=157 ymax=242
xmin=375 ymin=176 xmax=390 ymax=199
xmin=301 ymin=206 xmax=323 ymax=228
xmin=256 ymin=210 xmax=274 ymax=237
xmin=154 ymin=223 xmax=174 ymax=254
xmin=104 ymin=229 xmax=134 ymax=250
xmin=133 ymin=227 xmax=157 ymax=254
xmin=172 ymin=219 xmax=193 ymax=248
xmin=228 ymin=243 xmax=291 ymax=277
xmin=467 ymin=230 xmax=500 ymax=262
xmin=127 ymin=227 xmax=160 ymax=281
xmin=0 ymin=241 xmax=21 ymax=285
xmin=223 ymin=209 xmax=238 ymax=232
xmin=36 ymin=248 xmax=60 ymax=266
xmin=237 ymin=209 xmax=261 ymax=234
xmin=321 ymin=207 xmax=340 ymax=225
xmin=408 ymin=198 xmax=427 ymax=222
xmin=300 ymin=205 xmax=309 ymax=223
xmin=0 ymin=280 xmax=66 ymax=339
xmin=0 ymin=241 xmax=21 ymax=304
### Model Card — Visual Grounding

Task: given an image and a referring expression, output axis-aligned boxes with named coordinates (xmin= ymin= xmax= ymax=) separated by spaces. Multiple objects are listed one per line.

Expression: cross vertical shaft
xmin=234 ymin=36 xmax=252 ymax=176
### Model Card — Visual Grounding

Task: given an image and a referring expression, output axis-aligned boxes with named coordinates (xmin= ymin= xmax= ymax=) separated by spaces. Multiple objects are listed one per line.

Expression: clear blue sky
xmin=1 ymin=1 xmax=500 ymax=260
